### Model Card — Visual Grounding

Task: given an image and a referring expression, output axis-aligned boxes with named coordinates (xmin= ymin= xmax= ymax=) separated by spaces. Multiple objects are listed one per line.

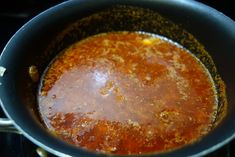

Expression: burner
xmin=0 ymin=1 xmax=234 ymax=156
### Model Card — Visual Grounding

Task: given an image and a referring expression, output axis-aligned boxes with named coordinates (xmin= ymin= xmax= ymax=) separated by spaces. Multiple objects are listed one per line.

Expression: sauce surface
xmin=38 ymin=32 xmax=217 ymax=154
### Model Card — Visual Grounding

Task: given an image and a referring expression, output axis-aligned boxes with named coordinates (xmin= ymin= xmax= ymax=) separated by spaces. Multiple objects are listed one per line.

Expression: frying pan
xmin=0 ymin=0 xmax=235 ymax=156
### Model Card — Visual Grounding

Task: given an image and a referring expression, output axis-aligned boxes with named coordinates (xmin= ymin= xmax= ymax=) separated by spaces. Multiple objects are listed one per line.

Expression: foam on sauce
xmin=38 ymin=32 xmax=217 ymax=154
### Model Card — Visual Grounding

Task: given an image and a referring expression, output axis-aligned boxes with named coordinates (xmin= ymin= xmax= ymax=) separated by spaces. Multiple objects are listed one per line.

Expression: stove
xmin=0 ymin=1 xmax=234 ymax=157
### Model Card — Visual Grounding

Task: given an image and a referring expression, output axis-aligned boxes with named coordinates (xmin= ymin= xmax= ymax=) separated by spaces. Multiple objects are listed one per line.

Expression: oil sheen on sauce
xmin=38 ymin=32 xmax=217 ymax=155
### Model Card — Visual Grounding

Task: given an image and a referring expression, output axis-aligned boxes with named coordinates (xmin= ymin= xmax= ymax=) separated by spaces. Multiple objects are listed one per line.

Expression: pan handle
xmin=0 ymin=118 xmax=21 ymax=134
xmin=0 ymin=118 xmax=48 ymax=157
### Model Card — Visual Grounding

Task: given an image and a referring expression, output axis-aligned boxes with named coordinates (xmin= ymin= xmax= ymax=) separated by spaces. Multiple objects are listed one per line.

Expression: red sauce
xmin=38 ymin=32 xmax=217 ymax=154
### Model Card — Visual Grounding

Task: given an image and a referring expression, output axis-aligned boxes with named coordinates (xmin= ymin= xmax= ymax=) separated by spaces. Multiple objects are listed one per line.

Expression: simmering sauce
xmin=38 ymin=32 xmax=217 ymax=154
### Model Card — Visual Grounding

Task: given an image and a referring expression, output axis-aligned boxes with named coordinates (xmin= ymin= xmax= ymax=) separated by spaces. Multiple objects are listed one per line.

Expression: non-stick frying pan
xmin=0 ymin=0 xmax=235 ymax=156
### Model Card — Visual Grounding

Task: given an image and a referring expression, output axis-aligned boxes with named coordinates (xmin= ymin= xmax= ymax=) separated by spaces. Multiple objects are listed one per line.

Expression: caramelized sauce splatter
xmin=38 ymin=32 xmax=217 ymax=154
